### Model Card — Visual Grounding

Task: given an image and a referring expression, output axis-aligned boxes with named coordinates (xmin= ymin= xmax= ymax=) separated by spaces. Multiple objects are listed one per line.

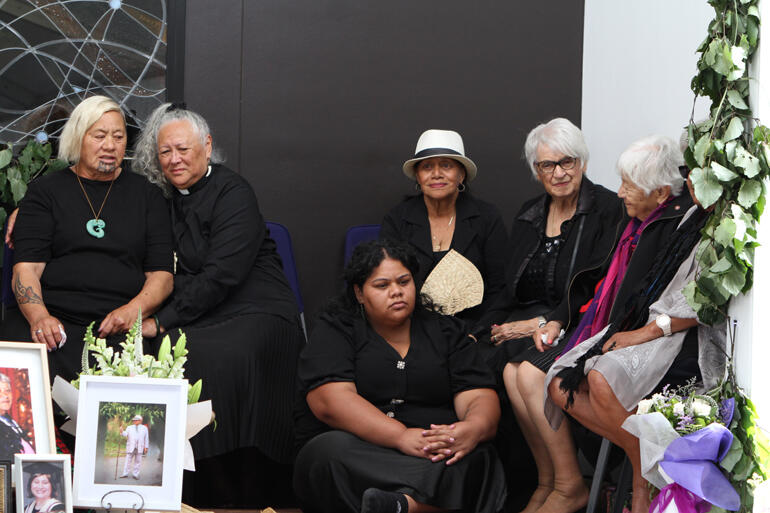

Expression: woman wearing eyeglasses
xmin=503 ymin=131 xmax=692 ymax=513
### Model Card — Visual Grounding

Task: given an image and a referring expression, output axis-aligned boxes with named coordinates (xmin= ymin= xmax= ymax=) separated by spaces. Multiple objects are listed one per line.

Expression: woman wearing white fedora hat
xmin=380 ymin=129 xmax=508 ymax=329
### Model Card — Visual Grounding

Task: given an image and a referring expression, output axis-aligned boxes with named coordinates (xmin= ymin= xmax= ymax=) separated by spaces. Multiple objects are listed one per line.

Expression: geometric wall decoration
xmin=0 ymin=0 xmax=167 ymax=146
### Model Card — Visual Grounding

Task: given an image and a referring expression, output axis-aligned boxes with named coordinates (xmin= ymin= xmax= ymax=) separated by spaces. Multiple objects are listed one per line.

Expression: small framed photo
xmin=1 ymin=461 xmax=11 ymax=513
xmin=72 ymin=376 xmax=187 ymax=511
xmin=0 ymin=342 xmax=56 ymax=460
xmin=14 ymin=454 xmax=72 ymax=513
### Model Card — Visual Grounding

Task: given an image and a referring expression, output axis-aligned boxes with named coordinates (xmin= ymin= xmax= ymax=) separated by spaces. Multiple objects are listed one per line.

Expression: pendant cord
xmin=75 ymin=169 xmax=117 ymax=221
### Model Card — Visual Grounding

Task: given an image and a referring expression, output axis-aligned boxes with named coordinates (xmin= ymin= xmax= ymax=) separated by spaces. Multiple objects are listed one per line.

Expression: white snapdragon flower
xmin=637 ymin=399 xmax=654 ymax=414
xmin=692 ymin=398 xmax=712 ymax=417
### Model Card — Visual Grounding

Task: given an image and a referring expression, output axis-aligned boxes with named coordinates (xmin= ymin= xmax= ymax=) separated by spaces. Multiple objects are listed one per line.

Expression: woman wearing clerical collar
xmin=132 ymin=103 xmax=304 ymax=505
xmin=0 ymin=95 xmax=174 ymax=383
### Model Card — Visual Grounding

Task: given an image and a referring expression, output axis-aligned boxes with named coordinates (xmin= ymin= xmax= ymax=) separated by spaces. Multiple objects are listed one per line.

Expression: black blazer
xmin=478 ymin=177 xmax=625 ymax=337
xmin=380 ymin=193 xmax=508 ymax=327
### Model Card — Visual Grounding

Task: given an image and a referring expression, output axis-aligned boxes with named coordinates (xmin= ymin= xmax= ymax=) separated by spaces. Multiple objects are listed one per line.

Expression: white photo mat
xmin=72 ymin=376 xmax=187 ymax=511
xmin=14 ymin=454 xmax=73 ymax=513
xmin=0 ymin=341 xmax=56 ymax=456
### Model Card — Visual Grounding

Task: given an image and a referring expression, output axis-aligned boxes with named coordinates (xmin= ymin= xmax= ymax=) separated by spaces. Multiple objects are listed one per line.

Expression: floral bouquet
xmin=624 ymin=376 xmax=769 ymax=513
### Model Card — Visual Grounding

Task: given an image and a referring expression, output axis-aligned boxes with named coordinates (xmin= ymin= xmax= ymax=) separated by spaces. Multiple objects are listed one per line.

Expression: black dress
xmin=154 ymin=165 xmax=304 ymax=464
xmin=293 ymin=310 xmax=506 ymax=513
xmin=0 ymin=169 xmax=173 ymax=382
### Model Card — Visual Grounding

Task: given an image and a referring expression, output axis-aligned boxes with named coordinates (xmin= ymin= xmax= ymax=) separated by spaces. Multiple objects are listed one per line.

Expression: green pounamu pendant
xmin=86 ymin=218 xmax=106 ymax=238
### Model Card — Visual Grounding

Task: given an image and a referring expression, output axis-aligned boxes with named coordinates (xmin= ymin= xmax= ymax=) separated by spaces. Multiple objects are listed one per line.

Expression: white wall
xmin=582 ymin=0 xmax=712 ymax=190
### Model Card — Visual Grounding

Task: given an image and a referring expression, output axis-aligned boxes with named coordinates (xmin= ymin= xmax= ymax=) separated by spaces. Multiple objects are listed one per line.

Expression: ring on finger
xmin=35 ymin=329 xmax=42 ymax=334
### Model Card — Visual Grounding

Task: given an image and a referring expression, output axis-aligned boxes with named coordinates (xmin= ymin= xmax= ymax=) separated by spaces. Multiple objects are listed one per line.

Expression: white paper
xmin=622 ymin=412 xmax=679 ymax=489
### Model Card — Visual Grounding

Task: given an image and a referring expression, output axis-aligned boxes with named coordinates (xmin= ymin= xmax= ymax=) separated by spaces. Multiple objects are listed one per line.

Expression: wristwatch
xmin=537 ymin=316 xmax=547 ymax=329
xmin=655 ymin=314 xmax=672 ymax=337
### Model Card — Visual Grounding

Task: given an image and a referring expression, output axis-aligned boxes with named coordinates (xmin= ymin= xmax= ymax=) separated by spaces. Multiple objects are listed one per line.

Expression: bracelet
xmin=153 ymin=315 xmax=161 ymax=335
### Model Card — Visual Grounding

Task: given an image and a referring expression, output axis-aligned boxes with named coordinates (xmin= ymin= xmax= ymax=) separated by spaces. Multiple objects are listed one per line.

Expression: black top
xmin=13 ymin=169 xmax=173 ymax=325
xmin=478 ymin=178 xmax=625 ymax=337
xmin=294 ymin=309 xmax=497 ymax=448
xmin=156 ymin=165 xmax=298 ymax=329
xmin=516 ymin=234 xmax=564 ymax=305
xmin=380 ymin=193 xmax=508 ymax=326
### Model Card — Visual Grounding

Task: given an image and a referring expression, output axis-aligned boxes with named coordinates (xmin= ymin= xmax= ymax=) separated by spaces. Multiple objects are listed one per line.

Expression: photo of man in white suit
xmin=120 ymin=415 xmax=149 ymax=479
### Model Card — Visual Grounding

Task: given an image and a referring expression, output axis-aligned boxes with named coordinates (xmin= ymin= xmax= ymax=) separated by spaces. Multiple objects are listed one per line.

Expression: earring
xmin=458 ymin=183 xmax=466 ymax=192
xmin=414 ymin=183 xmax=421 ymax=191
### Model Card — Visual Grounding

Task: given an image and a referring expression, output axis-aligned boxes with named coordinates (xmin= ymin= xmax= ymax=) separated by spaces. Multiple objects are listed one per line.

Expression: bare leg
xmin=517 ymin=362 xmax=588 ymax=513
xmin=548 ymin=371 xmax=650 ymax=513
xmin=406 ymin=494 xmax=446 ymax=512
xmin=503 ymin=363 xmax=553 ymax=513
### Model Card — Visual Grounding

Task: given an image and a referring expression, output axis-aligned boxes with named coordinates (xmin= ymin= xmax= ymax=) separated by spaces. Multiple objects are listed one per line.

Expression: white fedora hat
xmin=402 ymin=129 xmax=478 ymax=182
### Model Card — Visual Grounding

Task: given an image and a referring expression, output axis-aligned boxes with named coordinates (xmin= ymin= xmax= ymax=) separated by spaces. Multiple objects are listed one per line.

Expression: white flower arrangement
xmin=72 ymin=311 xmax=202 ymax=404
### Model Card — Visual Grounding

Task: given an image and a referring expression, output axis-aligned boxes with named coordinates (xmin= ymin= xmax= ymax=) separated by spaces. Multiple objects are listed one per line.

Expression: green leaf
xmin=721 ymin=436 xmax=744 ymax=472
xmin=48 ymin=159 xmax=69 ymax=173
xmin=726 ymin=140 xmax=738 ymax=160
xmin=723 ymin=117 xmax=745 ymax=142
xmin=188 ymin=379 xmax=202 ymax=404
xmin=723 ymin=265 xmax=747 ymax=296
xmin=711 ymin=161 xmax=739 ymax=181
xmin=0 ymin=148 xmax=11 ymax=169
xmin=8 ymin=166 xmax=27 ymax=204
xmin=683 ymin=281 xmax=701 ymax=312
xmin=727 ymin=91 xmax=749 ymax=110
xmin=748 ymin=5 xmax=760 ymax=18
xmin=715 ymin=218 xmax=737 ymax=246
xmin=734 ymin=146 xmax=761 ymax=177
xmin=690 ymin=166 xmax=723 ymax=208
xmin=738 ymin=179 xmax=762 ymax=208
xmin=710 ymin=257 xmax=733 ymax=273
xmin=728 ymin=45 xmax=747 ymax=80
xmin=694 ymin=134 xmax=711 ymax=166
xmin=698 ymin=273 xmax=732 ymax=304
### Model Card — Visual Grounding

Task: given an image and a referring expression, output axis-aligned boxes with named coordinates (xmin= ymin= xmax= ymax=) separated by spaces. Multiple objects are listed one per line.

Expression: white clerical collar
xmin=176 ymin=165 xmax=212 ymax=195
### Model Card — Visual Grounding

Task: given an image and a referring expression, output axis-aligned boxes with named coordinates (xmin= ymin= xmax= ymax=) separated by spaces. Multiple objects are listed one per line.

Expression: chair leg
xmin=611 ymin=456 xmax=633 ymax=513
xmin=586 ymin=437 xmax=612 ymax=513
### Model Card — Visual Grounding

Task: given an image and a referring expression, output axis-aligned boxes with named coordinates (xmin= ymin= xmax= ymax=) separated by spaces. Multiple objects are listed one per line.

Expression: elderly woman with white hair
xmin=504 ymin=134 xmax=693 ymax=513
xmin=132 ymin=103 xmax=304 ymax=506
xmin=0 ymin=95 xmax=173 ymax=383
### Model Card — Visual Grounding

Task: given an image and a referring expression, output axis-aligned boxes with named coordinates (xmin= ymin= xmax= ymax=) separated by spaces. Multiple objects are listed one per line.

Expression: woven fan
xmin=421 ymin=249 xmax=484 ymax=315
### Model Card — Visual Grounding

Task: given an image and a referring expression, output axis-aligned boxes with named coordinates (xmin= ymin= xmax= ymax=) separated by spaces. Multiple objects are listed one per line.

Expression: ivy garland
xmin=683 ymin=0 xmax=767 ymax=325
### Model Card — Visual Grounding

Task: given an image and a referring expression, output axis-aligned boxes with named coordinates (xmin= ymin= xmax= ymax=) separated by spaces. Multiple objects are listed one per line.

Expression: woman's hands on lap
xmin=490 ymin=318 xmax=539 ymax=345
xmin=420 ymin=421 xmax=484 ymax=465
xmin=533 ymin=320 xmax=562 ymax=351
xmin=99 ymin=302 xmax=141 ymax=337
xmin=29 ymin=314 xmax=65 ymax=350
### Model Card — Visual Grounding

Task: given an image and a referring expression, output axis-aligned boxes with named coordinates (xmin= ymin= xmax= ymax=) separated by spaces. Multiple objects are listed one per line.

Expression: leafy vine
xmin=683 ymin=0 xmax=768 ymax=325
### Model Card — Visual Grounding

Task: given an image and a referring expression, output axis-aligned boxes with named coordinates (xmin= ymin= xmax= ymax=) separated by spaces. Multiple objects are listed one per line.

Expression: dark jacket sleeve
xmin=157 ymin=179 xmax=264 ymax=328
xmin=142 ymin=184 xmax=173 ymax=272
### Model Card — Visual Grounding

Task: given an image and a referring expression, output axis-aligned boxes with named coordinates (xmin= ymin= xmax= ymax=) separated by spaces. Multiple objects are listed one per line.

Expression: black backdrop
xmin=183 ymin=0 xmax=585 ymax=323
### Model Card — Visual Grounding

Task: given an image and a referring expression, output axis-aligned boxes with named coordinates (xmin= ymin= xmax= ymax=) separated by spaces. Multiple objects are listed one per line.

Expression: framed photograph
xmin=72 ymin=376 xmax=187 ymax=511
xmin=0 ymin=342 xmax=56 ymax=460
xmin=1 ymin=461 xmax=10 ymax=513
xmin=14 ymin=454 xmax=72 ymax=513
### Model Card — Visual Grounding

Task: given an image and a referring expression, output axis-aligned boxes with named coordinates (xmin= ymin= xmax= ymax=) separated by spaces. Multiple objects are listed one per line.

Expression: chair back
xmin=343 ymin=224 xmax=381 ymax=265
xmin=265 ymin=221 xmax=306 ymax=338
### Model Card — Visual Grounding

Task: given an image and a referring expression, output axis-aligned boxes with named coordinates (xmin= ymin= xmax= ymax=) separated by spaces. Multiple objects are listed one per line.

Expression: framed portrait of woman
xmin=0 ymin=342 xmax=56 ymax=461
xmin=14 ymin=454 xmax=72 ymax=513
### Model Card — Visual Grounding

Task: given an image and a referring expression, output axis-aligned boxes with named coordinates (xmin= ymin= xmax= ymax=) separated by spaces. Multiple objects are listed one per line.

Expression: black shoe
xmin=361 ymin=488 xmax=408 ymax=513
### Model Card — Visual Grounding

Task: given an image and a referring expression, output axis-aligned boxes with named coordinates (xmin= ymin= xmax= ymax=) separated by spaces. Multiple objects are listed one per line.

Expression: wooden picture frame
xmin=0 ymin=461 xmax=10 ymax=513
xmin=0 ymin=342 xmax=56 ymax=461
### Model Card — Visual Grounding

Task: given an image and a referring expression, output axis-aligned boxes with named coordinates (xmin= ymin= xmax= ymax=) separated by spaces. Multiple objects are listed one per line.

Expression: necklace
xmin=431 ymin=214 xmax=455 ymax=251
xmin=75 ymin=169 xmax=117 ymax=239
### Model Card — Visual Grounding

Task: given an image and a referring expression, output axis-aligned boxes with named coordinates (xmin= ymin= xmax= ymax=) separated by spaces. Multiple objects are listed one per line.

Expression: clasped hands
xmin=396 ymin=421 xmax=481 ymax=466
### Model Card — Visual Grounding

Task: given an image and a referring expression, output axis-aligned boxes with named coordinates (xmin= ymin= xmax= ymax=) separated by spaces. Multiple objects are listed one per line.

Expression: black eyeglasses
xmin=534 ymin=156 xmax=578 ymax=175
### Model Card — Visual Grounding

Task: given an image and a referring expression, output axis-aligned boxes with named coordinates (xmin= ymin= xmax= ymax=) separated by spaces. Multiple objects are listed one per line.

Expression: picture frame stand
xmin=101 ymin=490 xmax=144 ymax=513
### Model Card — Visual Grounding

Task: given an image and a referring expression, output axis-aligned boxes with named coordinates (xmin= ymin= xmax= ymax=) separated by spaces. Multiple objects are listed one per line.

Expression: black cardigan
xmin=380 ymin=193 xmax=508 ymax=327
xmin=477 ymin=177 xmax=625 ymax=337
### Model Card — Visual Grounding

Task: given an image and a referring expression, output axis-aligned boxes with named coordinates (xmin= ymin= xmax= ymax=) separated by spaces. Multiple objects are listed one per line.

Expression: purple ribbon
xmin=658 ymin=423 xmax=739 ymax=511
xmin=650 ymin=483 xmax=712 ymax=513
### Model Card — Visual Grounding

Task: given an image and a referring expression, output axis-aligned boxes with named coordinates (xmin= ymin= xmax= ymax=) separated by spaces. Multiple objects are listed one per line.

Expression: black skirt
xmin=293 ymin=430 xmax=507 ymax=513
xmin=157 ymin=312 xmax=304 ymax=463
xmin=508 ymin=334 xmax=567 ymax=373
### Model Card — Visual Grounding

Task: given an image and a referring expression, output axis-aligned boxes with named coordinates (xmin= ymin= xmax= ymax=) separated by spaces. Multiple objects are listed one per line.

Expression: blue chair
xmin=343 ymin=224 xmax=381 ymax=265
xmin=265 ymin=221 xmax=307 ymax=339
xmin=1 ymin=220 xmax=15 ymax=321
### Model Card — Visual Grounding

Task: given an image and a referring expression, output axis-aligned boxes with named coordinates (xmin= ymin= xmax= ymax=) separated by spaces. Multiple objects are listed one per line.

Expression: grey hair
xmin=523 ymin=118 xmax=589 ymax=178
xmin=133 ymin=103 xmax=224 ymax=197
xmin=58 ymin=96 xmax=125 ymax=163
xmin=0 ymin=372 xmax=9 ymax=385
xmin=617 ymin=135 xmax=684 ymax=196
